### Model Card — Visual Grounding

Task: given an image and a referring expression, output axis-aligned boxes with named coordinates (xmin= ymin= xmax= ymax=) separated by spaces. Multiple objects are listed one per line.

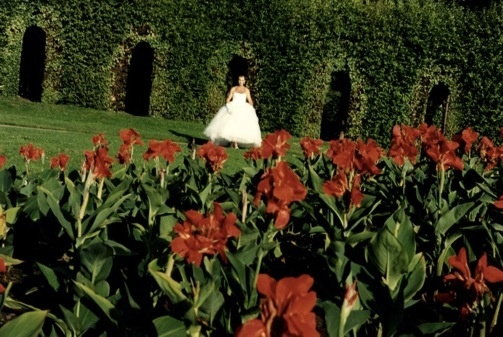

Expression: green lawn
xmin=0 ymin=96 xmax=304 ymax=174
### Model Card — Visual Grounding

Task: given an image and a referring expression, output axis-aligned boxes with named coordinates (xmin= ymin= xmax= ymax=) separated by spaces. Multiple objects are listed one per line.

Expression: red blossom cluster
xmin=19 ymin=143 xmax=44 ymax=163
xmin=436 ymin=247 xmax=503 ymax=320
xmin=82 ymin=134 xmax=114 ymax=179
xmin=261 ymin=130 xmax=291 ymax=160
xmin=143 ymin=139 xmax=182 ymax=163
xmin=117 ymin=128 xmax=144 ymax=164
xmin=477 ymin=136 xmax=503 ymax=171
xmin=171 ymin=203 xmax=240 ymax=267
xmin=299 ymin=137 xmax=324 ymax=160
xmin=50 ymin=153 xmax=70 ymax=171
xmin=388 ymin=124 xmax=421 ymax=166
xmin=254 ymin=161 xmax=307 ymax=229
xmin=244 ymin=146 xmax=262 ymax=161
xmin=0 ymin=153 xmax=6 ymax=169
xmin=419 ymin=124 xmax=464 ymax=171
xmin=235 ymin=274 xmax=319 ymax=337
xmin=452 ymin=127 xmax=479 ymax=155
xmin=323 ymin=138 xmax=383 ymax=207
xmin=197 ymin=142 xmax=228 ymax=173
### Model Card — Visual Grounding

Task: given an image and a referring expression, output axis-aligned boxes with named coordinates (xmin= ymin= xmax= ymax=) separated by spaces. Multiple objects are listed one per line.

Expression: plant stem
xmin=490 ymin=292 xmax=503 ymax=333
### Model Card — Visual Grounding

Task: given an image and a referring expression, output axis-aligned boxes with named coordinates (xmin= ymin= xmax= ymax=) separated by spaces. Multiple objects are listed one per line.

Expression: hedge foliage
xmin=1 ymin=0 xmax=503 ymax=145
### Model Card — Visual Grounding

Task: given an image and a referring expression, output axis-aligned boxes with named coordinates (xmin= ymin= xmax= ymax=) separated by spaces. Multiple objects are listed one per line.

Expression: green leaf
xmin=403 ymin=253 xmax=426 ymax=303
xmin=0 ymin=310 xmax=48 ymax=337
xmin=417 ymin=322 xmax=455 ymax=335
xmin=319 ymin=300 xmax=340 ymax=337
xmin=436 ymin=202 xmax=475 ymax=235
xmin=38 ymin=186 xmax=74 ymax=240
xmin=59 ymin=304 xmax=82 ymax=335
xmin=0 ymin=170 xmax=13 ymax=193
xmin=80 ymin=243 xmax=113 ymax=284
xmin=367 ymin=228 xmax=409 ymax=292
xmin=308 ymin=164 xmax=323 ymax=192
xmin=148 ymin=259 xmax=187 ymax=303
xmin=36 ymin=262 xmax=61 ymax=292
xmin=153 ymin=316 xmax=186 ymax=337
xmin=73 ymin=281 xmax=120 ymax=326
xmin=4 ymin=207 xmax=20 ymax=224
xmin=345 ymin=310 xmax=371 ymax=334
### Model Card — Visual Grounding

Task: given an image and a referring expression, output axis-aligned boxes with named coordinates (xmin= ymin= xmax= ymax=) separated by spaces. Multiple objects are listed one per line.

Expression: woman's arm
xmin=226 ymin=87 xmax=235 ymax=103
xmin=246 ymin=88 xmax=254 ymax=106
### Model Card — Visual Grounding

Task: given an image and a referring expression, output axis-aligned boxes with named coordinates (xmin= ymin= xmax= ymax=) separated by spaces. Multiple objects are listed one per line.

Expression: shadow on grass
xmin=169 ymin=129 xmax=208 ymax=145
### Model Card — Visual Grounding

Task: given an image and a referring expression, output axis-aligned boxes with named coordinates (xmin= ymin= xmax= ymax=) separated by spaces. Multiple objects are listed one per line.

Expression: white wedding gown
xmin=204 ymin=92 xmax=262 ymax=147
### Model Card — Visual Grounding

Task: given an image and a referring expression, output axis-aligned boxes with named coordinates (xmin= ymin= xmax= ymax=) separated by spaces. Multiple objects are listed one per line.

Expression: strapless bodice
xmin=232 ymin=92 xmax=247 ymax=104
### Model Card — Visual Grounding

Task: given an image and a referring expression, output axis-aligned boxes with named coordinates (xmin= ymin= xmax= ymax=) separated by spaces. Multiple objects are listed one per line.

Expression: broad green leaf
xmin=73 ymin=281 xmax=120 ymax=326
xmin=403 ymin=253 xmax=426 ymax=303
xmin=0 ymin=310 xmax=48 ymax=337
xmin=417 ymin=322 xmax=455 ymax=335
xmin=5 ymin=207 xmax=21 ymax=224
xmin=36 ymin=262 xmax=61 ymax=292
xmin=81 ymin=243 xmax=113 ymax=283
xmin=148 ymin=259 xmax=187 ymax=303
xmin=38 ymin=186 xmax=74 ymax=240
xmin=59 ymin=304 xmax=82 ymax=335
xmin=308 ymin=164 xmax=323 ymax=192
xmin=86 ymin=194 xmax=130 ymax=235
xmin=319 ymin=300 xmax=341 ymax=337
xmin=367 ymin=228 xmax=409 ymax=292
xmin=435 ymin=202 xmax=475 ymax=235
xmin=345 ymin=310 xmax=371 ymax=334
xmin=0 ymin=170 xmax=13 ymax=192
xmin=199 ymin=182 xmax=212 ymax=207
xmin=153 ymin=316 xmax=186 ymax=337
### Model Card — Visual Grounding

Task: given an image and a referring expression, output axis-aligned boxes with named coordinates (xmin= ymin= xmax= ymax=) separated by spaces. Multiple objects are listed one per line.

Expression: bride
xmin=204 ymin=75 xmax=262 ymax=148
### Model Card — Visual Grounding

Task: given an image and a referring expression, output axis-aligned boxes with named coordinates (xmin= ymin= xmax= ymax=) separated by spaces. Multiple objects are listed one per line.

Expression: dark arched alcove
xmin=227 ymin=55 xmax=249 ymax=86
xmin=425 ymin=83 xmax=450 ymax=130
xmin=320 ymin=71 xmax=351 ymax=141
xmin=18 ymin=25 xmax=46 ymax=102
xmin=125 ymin=41 xmax=154 ymax=116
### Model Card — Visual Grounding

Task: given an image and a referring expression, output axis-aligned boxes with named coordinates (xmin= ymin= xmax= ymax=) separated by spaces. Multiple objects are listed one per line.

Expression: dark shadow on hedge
xmin=125 ymin=41 xmax=154 ymax=116
xmin=321 ymin=71 xmax=350 ymax=141
xmin=18 ymin=25 xmax=46 ymax=102
xmin=227 ymin=55 xmax=249 ymax=88
xmin=425 ymin=83 xmax=450 ymax=131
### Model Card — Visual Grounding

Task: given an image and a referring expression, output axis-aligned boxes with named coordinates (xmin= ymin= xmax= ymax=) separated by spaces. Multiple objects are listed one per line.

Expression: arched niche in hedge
xmin=408 ymin=68 xmax=461 ymax=136
xmin=18 ymin=25 xmax=46 ymax=102
xmin=320 ymin=70 xmax=351 ymax=141
xmin=125 ymin=41 xmax=154 ymax=116
xmin=425 ymin=83 xmax=450 ymax=131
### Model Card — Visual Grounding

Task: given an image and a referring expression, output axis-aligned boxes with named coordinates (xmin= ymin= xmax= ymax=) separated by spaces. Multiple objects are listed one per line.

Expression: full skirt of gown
xmin=204 ymin=97 xmax=262 ymax=147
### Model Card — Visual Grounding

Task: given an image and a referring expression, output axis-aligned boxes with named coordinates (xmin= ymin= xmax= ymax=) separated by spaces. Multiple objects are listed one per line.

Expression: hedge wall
xmin=1 ymin=0 xmax=503 ymax=145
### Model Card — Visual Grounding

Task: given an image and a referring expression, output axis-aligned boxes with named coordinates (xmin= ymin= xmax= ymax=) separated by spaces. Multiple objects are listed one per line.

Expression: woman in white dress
xmin=204 ymin=76 xmax=262 ymax=148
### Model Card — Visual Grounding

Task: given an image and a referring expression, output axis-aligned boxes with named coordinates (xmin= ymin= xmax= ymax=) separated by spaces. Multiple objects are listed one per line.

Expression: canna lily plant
xmin=0 ymin=124 xmax=503 ymax=337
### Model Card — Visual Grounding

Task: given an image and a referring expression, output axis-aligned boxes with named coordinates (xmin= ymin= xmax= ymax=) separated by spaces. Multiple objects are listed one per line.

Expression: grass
xmin=0 ymin=96 xmax=304 ymax=174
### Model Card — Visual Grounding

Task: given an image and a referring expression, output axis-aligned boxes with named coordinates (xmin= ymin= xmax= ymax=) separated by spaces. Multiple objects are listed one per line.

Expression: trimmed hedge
xmin=1 ymin=0 xmax=503 ymax=145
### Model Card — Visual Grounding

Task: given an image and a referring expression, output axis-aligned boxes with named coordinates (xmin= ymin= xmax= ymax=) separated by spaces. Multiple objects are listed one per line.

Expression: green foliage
xmin=1 ymin=0 xmax=503 ymax=150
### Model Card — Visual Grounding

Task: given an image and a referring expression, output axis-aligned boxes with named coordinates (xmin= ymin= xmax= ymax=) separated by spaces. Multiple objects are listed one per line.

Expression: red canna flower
xmin=244 ymin=147 xmax=263 ymax=161
xmin=143 ymin=139 xmax=182 ymax=163
xmin=235 ymin=274 xmax=319 ymax=337
xmin=326 ymin=138 xmax=356 ymax=172
xmin=254 ymin=161 xmax=307 ymax=229
xmin=452 ymin=127 xmax=479 ymax=154
xmin=19 ymin=143 xmax=44 ymax=162
xmin=322 ymin=170 xmax=348 ymax=199
xmin=261 ymin=130 xmax=291 ymax=160
xmin=0 ymin=154 xmax=6 ymax=169
xmin=478 ymin=136 xmax=502 ymax=171
xmin=171 ymin=203 xmax=240 ymax=266
xmin=0 ymin=258 xmax=6 ymax=294
xmin=119 ymin=128 xmax=144 ymax=146
xmin=420 ymin=124 xmax=464 ymax=171
xmin=82 ymin=147 xmax=114 ymax=179
xmin=92 ymin=133 xmax=108 ymax=147
xmin=116 ymin=128 xmax=144 ymax=164
xmin=387 ymin=124 xmax=420 ymax=166
xmin=299 ymin=137 xmax=323 ymax=159
xmin=494 ymin=195 xmax=503 ymax=209
xmin=50 ymin=153 xmax=70 ymax=171
xmin=354 ymin=138 xmax=383 ymax=175
xmin=197 ymin=142 xmax=228 ymax=173
xmin=436 ymin=247 xmax=503 ymax=320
